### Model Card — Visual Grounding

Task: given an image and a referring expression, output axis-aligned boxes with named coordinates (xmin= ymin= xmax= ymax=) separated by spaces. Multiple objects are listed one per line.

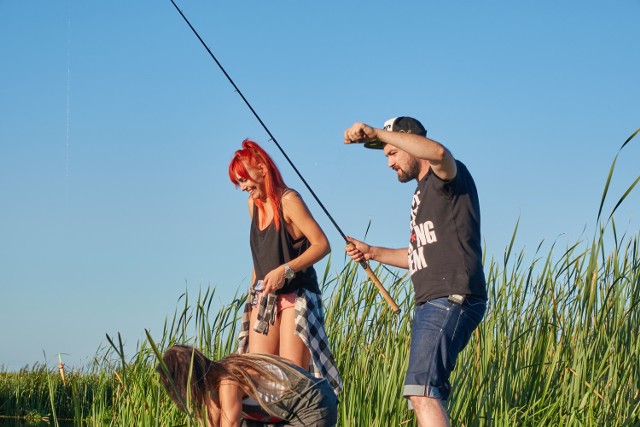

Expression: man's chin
xmin=397 ymin=172 xmax=411 ymax=183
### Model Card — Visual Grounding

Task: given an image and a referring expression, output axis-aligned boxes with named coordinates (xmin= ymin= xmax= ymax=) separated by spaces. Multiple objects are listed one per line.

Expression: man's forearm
xmin=370 ymin=246 xmax=409 ymax=269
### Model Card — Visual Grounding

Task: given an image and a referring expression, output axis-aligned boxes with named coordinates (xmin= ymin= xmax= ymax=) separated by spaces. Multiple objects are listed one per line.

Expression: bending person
xmin=157 ymin=345 xmax=338 ymax=427
xmin=228 ymin=139 xmax=342 ymax=395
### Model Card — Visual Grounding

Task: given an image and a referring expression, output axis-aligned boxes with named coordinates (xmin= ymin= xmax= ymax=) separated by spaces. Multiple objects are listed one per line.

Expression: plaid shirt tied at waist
xmin=237 ymin=288 xmax=343 ymax=395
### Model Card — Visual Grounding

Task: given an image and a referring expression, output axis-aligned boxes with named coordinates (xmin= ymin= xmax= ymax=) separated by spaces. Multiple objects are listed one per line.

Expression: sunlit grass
xmin=2 ymin=226 xmax=638 ymax=426
xmin=1 ymin=128 xmax=638 ymax=426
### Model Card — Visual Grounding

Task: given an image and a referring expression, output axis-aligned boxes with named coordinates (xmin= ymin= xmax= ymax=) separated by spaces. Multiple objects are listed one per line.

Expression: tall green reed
xmin=2 ymin=127 xmax=638 ymax=426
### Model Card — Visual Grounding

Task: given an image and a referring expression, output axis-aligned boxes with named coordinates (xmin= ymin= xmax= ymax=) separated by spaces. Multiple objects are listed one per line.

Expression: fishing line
xmin=170 ymin=0 xmax=400 ymax=313
xmin=169 ymin=0 xmax=347 ymax=241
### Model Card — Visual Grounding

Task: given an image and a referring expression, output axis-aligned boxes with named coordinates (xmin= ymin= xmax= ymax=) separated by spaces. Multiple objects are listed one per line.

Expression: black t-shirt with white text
xmin=408 ymin=160 xmax=487 ymax=303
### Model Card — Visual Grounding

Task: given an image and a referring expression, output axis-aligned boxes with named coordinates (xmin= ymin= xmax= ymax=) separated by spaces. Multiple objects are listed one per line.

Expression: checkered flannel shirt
xmin=237 ymin=288 xmax=343 ymax=395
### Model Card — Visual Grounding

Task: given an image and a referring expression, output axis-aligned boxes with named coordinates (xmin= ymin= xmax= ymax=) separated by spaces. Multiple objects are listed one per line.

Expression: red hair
xmin=229 ymin=139 xmax=286 ymax=229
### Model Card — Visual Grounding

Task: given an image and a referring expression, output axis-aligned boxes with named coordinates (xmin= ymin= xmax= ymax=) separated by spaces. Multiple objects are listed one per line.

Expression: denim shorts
xmin=403 ymin=295 xmax=486 ymax=402
xmin=241 ymin=378 xmax=338 ymax=427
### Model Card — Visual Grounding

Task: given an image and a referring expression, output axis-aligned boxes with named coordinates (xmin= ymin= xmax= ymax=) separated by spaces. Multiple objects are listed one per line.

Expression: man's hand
xmin=345 ymin=236 xmax=372 ymax=262
xmin=344 ymin=122 xmax=378 ymax=144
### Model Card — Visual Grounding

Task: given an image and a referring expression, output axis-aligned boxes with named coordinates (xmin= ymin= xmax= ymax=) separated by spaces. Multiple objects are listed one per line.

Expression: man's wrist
xmin=368 ymin=246 xmax=377 ymax=262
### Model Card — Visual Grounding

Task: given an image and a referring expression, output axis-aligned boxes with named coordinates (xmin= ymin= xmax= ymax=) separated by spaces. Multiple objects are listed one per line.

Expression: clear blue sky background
xmin=1 ymin=1 xmax=638 ymax=371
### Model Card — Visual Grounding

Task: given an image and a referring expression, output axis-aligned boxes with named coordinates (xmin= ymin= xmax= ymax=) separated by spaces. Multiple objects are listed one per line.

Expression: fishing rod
xmin=169 ymin=0 xmax=400 ymax=314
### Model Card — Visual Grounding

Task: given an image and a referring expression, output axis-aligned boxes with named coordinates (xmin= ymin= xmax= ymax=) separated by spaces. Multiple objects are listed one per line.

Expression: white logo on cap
xmin=383 ymin=117 xmax=398 ymax=131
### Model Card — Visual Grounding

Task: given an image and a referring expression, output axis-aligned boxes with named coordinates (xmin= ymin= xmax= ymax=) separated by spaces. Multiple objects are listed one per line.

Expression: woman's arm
xmin=217 ymin=380 xmax=244 ymax=427
xmin=261 ymin=190 xmax=330 ymax=294
xmin=246 ymin=198 xmax=257 ymax=289
xmin=204 ymin=396 xmax=221 ymax=427
xmin=282 ymin=190 xmax=331 ymax=269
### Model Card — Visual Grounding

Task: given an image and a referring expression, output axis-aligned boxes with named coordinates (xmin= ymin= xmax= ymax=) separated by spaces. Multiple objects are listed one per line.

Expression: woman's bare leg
xmin=277 ymin=307 xmax=310 ymax=369
xmin=247 ymin=303 xmax=281 ymax=355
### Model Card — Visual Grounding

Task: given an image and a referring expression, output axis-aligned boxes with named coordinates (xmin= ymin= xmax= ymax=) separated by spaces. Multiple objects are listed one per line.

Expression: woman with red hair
xmin=228 ymin=139 xmax=342 ymax=396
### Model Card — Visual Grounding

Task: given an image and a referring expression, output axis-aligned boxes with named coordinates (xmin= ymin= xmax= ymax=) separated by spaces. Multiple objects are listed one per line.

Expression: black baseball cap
xmin=363 ymin=116 xmax=428 ymax=149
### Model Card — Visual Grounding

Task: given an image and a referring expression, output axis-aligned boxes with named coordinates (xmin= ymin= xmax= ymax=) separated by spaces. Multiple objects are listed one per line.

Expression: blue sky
xmin=1 ymin=1 xmax=639 ymax=370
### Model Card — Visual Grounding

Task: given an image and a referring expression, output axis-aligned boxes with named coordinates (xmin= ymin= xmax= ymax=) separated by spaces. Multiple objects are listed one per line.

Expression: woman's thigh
xmin=248 ymin=304 xmax=281 ymax=354
xmin=278 ymin=307 xmax=310 ymax=369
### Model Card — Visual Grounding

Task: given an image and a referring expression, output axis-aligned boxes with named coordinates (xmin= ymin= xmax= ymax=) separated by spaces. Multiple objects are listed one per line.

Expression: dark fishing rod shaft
xmin=170 ymin=0 xmax=400 ymax=314
xmin=169 ymin=0 xmax=347 ymax=242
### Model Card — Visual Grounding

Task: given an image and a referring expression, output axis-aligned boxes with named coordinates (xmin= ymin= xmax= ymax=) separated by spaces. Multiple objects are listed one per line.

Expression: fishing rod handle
xmin=359 ymin=260 xmax=401 ymax=314
xmin=346 ymin=242 xmax=401 ymax=314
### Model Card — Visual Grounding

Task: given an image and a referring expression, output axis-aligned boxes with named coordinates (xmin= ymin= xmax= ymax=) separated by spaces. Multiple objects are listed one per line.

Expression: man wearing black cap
xmin=343 ymin=117 xmax=487 ymax=427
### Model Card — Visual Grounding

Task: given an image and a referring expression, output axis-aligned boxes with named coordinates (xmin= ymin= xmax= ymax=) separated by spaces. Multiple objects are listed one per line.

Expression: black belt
xmin=417 ymin=294 xmax=466 ymax=306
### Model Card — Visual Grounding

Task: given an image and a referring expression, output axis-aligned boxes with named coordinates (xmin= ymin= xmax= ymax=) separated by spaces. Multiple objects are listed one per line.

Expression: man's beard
xmin=396 ymin=158 xmax=420 ymax=183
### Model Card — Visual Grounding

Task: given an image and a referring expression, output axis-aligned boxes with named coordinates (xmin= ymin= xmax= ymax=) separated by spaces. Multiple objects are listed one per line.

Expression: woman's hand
xmin=262 ymin=265 xmax=286 ymax=295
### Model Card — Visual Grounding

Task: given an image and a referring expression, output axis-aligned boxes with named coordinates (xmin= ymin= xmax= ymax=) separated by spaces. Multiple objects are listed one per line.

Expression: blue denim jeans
xmin=403 ymin=296 xmax=486 ymax=402
xmin=241 ymin=377 xmax=338 ymax=427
